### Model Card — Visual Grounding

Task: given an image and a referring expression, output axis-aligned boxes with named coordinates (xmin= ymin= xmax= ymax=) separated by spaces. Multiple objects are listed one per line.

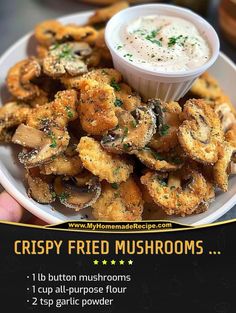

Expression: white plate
xmin=0 ymin=11 xmax=236 ymax=226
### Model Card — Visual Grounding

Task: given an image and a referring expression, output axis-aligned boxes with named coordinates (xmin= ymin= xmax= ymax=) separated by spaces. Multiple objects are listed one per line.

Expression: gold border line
xmin=0 ymin=217 xmax=235 ymax=233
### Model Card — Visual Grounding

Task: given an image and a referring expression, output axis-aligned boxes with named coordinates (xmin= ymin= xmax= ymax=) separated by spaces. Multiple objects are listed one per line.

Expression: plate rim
xmin=0 ymin=10 xmax=236 ymax=225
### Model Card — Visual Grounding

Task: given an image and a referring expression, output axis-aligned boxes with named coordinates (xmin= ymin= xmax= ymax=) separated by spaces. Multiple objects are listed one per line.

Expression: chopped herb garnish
xmin=48 ymin=131 xmax=57 ymax=148
xmin=50 ymin=43 xmax=60 ymax=50
xmin=170 ymin=186 xmax=176 ymax=190
xmin=130 ymin=120 xmax=137 ymax=128
xmin=124 ymin=127 xmax=129 ymax=136
xmin=59 ymin=44 xmax=74 ymax=59
xmin=65 ymin=106 xmax=74 ymax=119
xmin=159 ymin=124 xmax=170 ymax=136
xmin=114 ymin=98 xmax=123 ymax=107
xmin=110 ymin=78 xmax=121 ymax=91
xmin=111 ymin=183 xmax=119 ymax=189
xmin=124 ymin=53 xmax=133 ymax=58
xmin=51 ymin=155 xmax=57 ymax=161
xmin=145 ymin=29 xmax=162 ymax=46
xmin=59 ymin=192 xmax=69 ymax=202
xmin=168 ymin=35 xmax=188 ymax=47
xmin=122 ymin=127 xmax=129 ymax=143
xmin=101 ymin=69 xmax=108 ymax=75
xmin=123 ymin=143 xmax=131 ymax=150
xmin=51 ymin=192 xmax=57 ymax=199
xmin=113 ymin=167 xmax=120 ymax=175
xmin=168 ymin=35 xmax=183 ymax=47
xmin=117 ymin=45 xmax=123 ymax=50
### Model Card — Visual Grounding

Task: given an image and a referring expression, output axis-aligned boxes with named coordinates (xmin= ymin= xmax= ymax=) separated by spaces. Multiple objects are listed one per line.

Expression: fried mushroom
xmin=40 ymin=138 xmax=83 ymax=176
xmin=77 ymin=136 xmax=133 ymax=183
xmin=134 ymin=147 xmax=184 ymax=172
xmin=178 ymin=99 xmax=223 ymax=164
xmin=78 ymin=78 xmax=118 ymax=135
xmin=55 ymin=24 xmax=98 ymax=45
xmin=101 ymin=105 xmax=156 ymax=153
xmin=26 ymin=168 xmax=55 ymax=204
xmin=13 ymin=124 xmax=70 ymax=168
xmin=141 ymin=168 xmax=207 ymax=216
xmin=214 ymin=102 xmax=236 ymax=132
xmin=61 ymin=68 xmax=122 ymax=89
xmin=35 ymin=20 xmax=62 ymax=47
xmin=26 ymin=89 xmax=78 ymax=129
xmin=148 ymin=99 xmax=182 ymax=152
xmin=6 ymin=58 xmax=41 ymax=100
xmin=213 ymin=141 xmax=236 ymax=191
xmin=114 ymin=83 xmax=142 ymax=111
xmin=0 ymin=102 xmax=31 ymax=142
xmin=87 ymin=1 xmax=129 ymax=27
xmin=43 ymin=42 xmax=92 ymax=78
xmin=92 ymin=177 xmax=143 ymax=221
xmin=54 ymin=172 xmax=101 ymax=211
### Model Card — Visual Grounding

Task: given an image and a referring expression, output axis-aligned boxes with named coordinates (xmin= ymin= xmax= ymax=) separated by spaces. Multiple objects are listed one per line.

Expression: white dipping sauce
xmin=115 ymin=15 xmax=211 ymax=72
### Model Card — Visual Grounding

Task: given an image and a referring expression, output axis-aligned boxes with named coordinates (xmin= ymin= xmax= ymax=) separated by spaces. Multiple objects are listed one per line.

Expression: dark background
xmin=0 ymin=0 xmax=235 ymax=222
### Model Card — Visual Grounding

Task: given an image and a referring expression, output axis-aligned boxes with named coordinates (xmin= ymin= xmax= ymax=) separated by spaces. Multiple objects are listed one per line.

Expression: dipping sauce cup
xmin=105 ymin=4 xmax=220 ymax=102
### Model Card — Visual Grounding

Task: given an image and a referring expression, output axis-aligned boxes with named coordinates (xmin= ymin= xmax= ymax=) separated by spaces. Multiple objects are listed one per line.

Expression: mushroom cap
xmin=141 ymin=168 xmax=208 ymax=216
xmin=55 ymin=25 xmax=98 ymax=44
xmin=43 ymin=42 xmax=92 ymax=78
xmin=149 ymin=99 xmax=182 ymax=152
xmin=101 ymin=105 xmax=156 ymax=153
xmin=26 ymin=169 xmax=55 ymax=204
xmin=213 ymin=142 xmax=236 ymax=192
xmin=54 ymin=173 xmax=101 ymax=211
xmin=178 ymin=99 xmax=223 ymax=164
xmin=6 ymin=58 xmax=41 ymax=100
xmin=15 ymin=124 xmax=70 ymax=168
xmin=134 ymin=147 xmax=184 ymax=172
xmin=34 ymin=19 xmax=62 ymax=47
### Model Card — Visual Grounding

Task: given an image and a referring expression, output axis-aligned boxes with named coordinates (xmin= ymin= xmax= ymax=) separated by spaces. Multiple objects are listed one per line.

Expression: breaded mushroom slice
xmin=92 ymin=177 xmax=143 ymax=221
xmin=190 ymin=72 xmax=236 ymax=116
xmin=78 ymin=78 xmax=118 ymax=135
xmin=178 ymin=99 xmax=223 ymax=164
xmin=149 ymin=100 xmax=182 ymax=152
xmin=141 ymin=169 xmax=207 ymax=216
xmin=87 ymin=1 xmax=129 ymax=27
xmin=61 ymin=68 xmax=122 ymax=89
xmin=77 ymin=136 xmax=133 ymax=183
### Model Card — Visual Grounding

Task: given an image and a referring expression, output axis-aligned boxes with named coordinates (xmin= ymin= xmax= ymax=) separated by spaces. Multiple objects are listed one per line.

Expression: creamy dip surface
xmin=115 ymin=15 xmax=211 ymax=72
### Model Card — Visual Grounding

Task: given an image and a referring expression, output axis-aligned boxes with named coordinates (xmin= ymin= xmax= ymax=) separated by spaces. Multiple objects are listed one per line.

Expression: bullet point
xmin=27 ymin=276 xmax=29 ymax=278
xmin=27 ymin=300 xmax=29 ymax=303
xmin=27 ymin=288 xmax=29 ymax=291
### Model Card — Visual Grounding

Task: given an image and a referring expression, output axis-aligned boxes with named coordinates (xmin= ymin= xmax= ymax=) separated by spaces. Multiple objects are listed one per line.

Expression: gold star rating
xmin=92 ymin=259 xmax=134 ymax=265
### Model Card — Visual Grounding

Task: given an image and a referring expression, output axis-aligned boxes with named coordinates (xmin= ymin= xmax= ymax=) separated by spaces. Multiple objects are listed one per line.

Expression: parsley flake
xmin=114 ymin=98 xmax=123 ymax=107
xmin=110 ymin=78 xmax=121 ymax=91
xmin=65 ymin=106 xmax=74 ymax=119
xmin=111 ymin=183 xmax=119 ymax=190
xmin=48 ymin=131 xmax=57 ymax=148
xmin=59 ymin=192 xmax=69 ymax=202
xmin=159 ymin=124 xmax=170 ymax=136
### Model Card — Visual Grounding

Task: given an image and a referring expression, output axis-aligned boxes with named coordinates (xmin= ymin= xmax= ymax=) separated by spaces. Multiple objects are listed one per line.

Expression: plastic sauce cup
xmin=105 ymin=4 xmax=220 ymax=102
